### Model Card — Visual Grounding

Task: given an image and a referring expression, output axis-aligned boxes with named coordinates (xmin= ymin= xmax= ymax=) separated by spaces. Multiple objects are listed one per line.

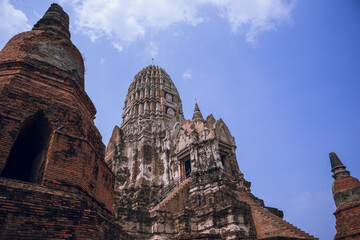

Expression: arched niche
xmin=1 ymin=110 xmax=52 ymax=183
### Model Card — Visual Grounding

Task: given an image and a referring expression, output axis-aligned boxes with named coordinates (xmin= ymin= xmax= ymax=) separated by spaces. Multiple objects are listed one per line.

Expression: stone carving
xmin=167 ymin=108 xmax=175 ymax=116
xmin=166 ymin=93 xmax=173 ymax=101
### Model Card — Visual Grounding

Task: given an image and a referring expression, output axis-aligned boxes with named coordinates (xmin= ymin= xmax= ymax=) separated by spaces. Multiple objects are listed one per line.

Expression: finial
xmin=32 ymin=3 xmax=70 ymax=39
xmin=329 ymin=152 xmax=346 ymax=173
xmin=193 ymin=99 xmax=203 ymax=120
xmin=152 ymin=58 xmax=154 ymax=65
xmin=194 ymin=102 xmax=200 ymax=112
xmin=329 ymin=152 xmax=350 ymax=180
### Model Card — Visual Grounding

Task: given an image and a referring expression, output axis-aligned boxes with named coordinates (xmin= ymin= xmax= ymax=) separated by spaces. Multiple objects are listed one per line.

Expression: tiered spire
xmin=329 ymin=152 xmax=349 ymax=179
xmin=192 ymin=101 xmax=203 ymax=121
xmin=121 ymin=65 xmax=183 ymax=127
xmin=33 ymin=3 xmax=70 ymax=39
xmin=0 ymin=3 xmax=85 ymax=89
xmin=329 ymin=152 xmax=346 ymax=173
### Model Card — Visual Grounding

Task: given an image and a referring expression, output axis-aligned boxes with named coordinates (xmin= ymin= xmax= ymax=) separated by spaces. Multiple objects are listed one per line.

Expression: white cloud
xmin=66 ymin=0 xmax=295 ymax=49
xmin=0 ymin=0 xmax=31 ymax=35
xmin=70 ymin=0 xmax=202 ymax=44
xmin=208 ymin=0 xmax=296 ymax=43
xmin=148 ymin=41 xmax=158 ymax=57
xmin=183 ymin=69 xmax=192 ymax=80
xmin=113 ymin=43 xmax=123 ymax=52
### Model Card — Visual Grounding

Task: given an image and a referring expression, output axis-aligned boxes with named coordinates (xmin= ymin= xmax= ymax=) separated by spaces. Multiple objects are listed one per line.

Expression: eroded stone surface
xmin=106 ymin=66 xmax=318 ymax=240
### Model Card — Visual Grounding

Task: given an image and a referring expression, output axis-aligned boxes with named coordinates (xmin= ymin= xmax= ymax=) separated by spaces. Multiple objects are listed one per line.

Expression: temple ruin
xmin=1 ymin=3 xmax=358 ymax=240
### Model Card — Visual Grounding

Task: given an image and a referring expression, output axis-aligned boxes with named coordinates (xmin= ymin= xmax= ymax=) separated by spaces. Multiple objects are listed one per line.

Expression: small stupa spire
xmin=329 ymin=152 xmax=350 ymax=180
xmin=33 ymin=3 xmax=70 ymax=39
xmin=192 ymin=99 xmax=203 ymax=121
xmin=329 ymin=152 xmax=346 ymax=173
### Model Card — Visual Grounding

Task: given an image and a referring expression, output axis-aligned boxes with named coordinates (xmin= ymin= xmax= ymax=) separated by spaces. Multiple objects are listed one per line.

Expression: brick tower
xmin=329 ymin=152 xmax=360 ymax=240
xmin=0 ymin=4 xmax=129 ymax=239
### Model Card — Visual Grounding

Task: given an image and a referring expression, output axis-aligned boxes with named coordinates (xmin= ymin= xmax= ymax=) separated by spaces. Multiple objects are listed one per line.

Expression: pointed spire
xmin=192 ymin=100 xmax=203 ymax=121
xmin=329 ymin=152 xmax=350 ymax=181
xmin=329 ymin=152 xmax=346 ymax=173
xmin=33 ymin=3 xmax=70 ymax=39
xmin=194 ymin=102 xmax=200 ymax=111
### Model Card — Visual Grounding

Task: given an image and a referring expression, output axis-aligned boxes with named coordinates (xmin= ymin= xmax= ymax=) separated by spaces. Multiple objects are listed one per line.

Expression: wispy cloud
xmin=112 ymin=43 xmax=123 ymax=52
xmin=183 ymin=69 xmax=192 ymax=80
xmin=70 ymin=0 xmax=202 ymax=45
xmin=209 ymin=0 xmax=296 ymax=43
xmin=148 ymin=41 xmax=158 ymax=57
xmin=65 ymin=0 xmax=295 ymax=50
xmin=0 ymin=0 xmax=31 ymax=36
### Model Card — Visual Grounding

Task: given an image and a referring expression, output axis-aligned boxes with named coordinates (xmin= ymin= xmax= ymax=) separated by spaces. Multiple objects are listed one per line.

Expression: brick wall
xmin=0 ymin=64 xmax=115 ymax=212
xmin=0 ymin=178 xmax=131 ymax=240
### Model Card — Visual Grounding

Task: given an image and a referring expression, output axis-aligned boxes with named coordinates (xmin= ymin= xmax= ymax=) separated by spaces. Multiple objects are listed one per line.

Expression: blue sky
xmin=1 ymin=0 xmax=359 ymax=239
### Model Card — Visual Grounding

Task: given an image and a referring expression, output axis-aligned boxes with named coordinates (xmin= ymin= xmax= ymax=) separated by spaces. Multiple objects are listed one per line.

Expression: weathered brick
xmin=0 ymin=3 xmax=131 ymax=240
xmin=329 ymin=152 xmax=360 ymax=240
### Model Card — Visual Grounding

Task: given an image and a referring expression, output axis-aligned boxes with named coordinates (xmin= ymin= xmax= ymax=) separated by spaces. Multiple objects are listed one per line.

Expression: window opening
xmin=184 ymin=159 xmax=191 ymax=179
xmin=221 ymin=155 xmax=227 ymax=172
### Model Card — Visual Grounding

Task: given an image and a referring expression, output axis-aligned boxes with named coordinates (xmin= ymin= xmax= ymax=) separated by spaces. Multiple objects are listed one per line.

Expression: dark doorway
xmin=221 ymin=155 xmax=227 ymax=172
xmin=1 ymin=111 xmax=51 ymax=183
xmin=184 ymin=159 xmax=191 ymax=179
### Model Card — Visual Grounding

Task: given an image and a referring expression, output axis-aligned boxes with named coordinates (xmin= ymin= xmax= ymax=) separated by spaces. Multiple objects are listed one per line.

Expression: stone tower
xmin=329 ymin=152 xmax=360 ymax=240
xmin=0 ymin=4 xmax=129 ymax=239
xmin=105 ymin=65 xmax=184 ymax=210
xmin=106 ymin=66 xmax=318 ymax=239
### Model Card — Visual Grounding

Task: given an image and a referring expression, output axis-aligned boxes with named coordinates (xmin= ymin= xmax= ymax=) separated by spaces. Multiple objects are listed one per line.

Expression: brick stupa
xmin=0 ymin=4 xmax=130 ymax=239
xmin=329 ymin=152 xmax=360 ymax=240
